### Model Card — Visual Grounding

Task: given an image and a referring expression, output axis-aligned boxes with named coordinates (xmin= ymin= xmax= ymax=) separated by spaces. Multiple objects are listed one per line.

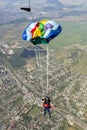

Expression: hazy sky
xmin=0 ymin=0 xmax=86 ymax=6
xmin=60 ymin=0 xmax=86 ymax=5
xmin=0 ymin=0 xmax=86 ymax=11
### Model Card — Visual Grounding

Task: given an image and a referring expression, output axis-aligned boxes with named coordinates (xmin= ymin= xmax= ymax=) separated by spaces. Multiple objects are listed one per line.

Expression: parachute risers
xmin=20 ymin=7 xmax=31 ymax=12
xmin=22 ymin=19 xmax=62 ymax=45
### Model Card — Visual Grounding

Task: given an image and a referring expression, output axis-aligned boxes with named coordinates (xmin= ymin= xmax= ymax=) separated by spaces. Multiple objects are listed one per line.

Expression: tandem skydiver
xmin=42 ymin=96 xmax=51 ymax=118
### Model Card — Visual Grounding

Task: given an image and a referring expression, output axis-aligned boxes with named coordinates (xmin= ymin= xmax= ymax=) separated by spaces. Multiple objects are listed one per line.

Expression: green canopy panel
xmin=32 ymin=37 xmax=49 ymax=45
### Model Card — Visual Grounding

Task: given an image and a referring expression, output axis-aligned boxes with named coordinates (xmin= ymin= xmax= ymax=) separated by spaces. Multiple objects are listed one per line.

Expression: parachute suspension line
xmin=35 ymin=46 xmax=44 ymax=96
xmin=29 ymin=0 xmax=30 ymax=8
xmin=27 ymin=0 xmax=35 ymax=23
xmin=35 ymin=47 xmax=40 ymax=90
xmin=46 ymin=44 xmax=49 ymax=95
xmin=38 ymin=47 xmax=45 ymax=96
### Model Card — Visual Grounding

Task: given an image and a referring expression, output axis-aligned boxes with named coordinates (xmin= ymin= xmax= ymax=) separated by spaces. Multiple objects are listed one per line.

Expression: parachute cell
xmin=22 ymin=19 xmax=62 ymax=45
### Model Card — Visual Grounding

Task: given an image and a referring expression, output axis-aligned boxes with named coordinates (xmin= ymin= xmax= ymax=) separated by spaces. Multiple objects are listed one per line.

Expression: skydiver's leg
xmin=44 ymin=108 xmax=46 ymax=117
xmin=47 ymin=108 xmax=51 ymax=118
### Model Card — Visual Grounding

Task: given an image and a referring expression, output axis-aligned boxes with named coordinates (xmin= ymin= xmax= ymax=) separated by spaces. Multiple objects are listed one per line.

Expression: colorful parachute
xmin=22 ymin=19 xmax=62 ymax=45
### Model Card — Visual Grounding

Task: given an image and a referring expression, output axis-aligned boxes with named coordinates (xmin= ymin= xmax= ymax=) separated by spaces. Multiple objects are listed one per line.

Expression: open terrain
xmin=0 ymin=20 xmax=87 ymax=129
xmin=0 ymin=0 xmax=87 ymax=130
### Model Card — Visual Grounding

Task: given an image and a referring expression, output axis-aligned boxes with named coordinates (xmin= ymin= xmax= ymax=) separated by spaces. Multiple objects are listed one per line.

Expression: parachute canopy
xmin=22 ymin=19 xmax=62 ymax=45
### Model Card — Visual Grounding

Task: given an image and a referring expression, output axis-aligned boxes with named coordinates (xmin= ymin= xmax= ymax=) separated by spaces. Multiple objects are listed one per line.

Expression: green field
xmin=49 ymin=21 xmax=87 ymax=49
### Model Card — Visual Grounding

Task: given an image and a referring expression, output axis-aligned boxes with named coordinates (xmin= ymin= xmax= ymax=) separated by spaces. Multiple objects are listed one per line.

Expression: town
xmin=0 ymin=41 xmax=87 ymax=130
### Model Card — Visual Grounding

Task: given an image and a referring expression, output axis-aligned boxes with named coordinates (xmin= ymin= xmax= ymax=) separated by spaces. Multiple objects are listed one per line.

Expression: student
xmin=43 ymin=96 xmax=51 ymax=118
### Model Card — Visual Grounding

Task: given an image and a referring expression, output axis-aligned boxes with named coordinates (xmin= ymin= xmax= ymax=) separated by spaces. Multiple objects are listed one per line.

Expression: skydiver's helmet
xmin=45 ymin=96 xmax=51 ymax=103
xmin=46 ymin=96 xmax=49 ymax=99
